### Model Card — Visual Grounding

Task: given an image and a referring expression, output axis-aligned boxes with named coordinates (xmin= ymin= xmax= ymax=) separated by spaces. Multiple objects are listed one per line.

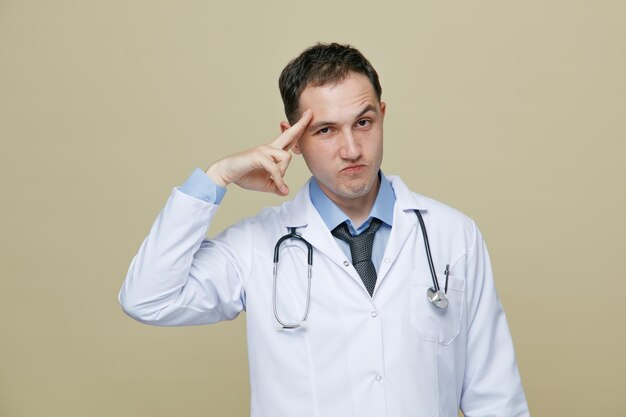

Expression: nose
xmin=339 ymin=130 xmax=361 ymax=160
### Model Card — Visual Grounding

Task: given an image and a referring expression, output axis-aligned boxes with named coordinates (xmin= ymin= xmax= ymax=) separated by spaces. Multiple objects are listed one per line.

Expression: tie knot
xmin=331 ymin=218 xmax=382 ymax=264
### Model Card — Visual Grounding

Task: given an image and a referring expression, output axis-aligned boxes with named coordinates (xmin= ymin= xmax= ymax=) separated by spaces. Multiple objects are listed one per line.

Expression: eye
xmin=356 ymin=119 xmax=371 ymax=128
xmin=317 ymin=127 xmax=331 ymax=135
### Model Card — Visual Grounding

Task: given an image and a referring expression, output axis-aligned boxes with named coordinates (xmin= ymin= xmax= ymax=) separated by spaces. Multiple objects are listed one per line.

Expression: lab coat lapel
xmin=282 ymin=180 xmax=364 ymax=287
xmin=376 ymin=176 xmax=426 ymax=286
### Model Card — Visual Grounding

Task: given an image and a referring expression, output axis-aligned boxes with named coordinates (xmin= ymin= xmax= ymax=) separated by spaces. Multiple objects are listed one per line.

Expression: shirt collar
xmin=309 ymin=171 xmax=396 ymax=235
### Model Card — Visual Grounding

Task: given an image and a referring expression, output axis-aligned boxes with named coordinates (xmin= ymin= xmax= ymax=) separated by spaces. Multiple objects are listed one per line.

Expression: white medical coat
xmin=119 ymin=175 xmax=529 ymax=417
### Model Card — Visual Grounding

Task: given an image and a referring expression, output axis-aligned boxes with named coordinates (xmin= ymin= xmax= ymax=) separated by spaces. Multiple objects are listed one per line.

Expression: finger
xmin=266 ymin=148 xmax=292 ymax=195
xmin=276 ymin=152 xmax=292 ymax=177
xmin=271 ymin=109 xmax=313 ymax=150
xmin=268 ymin=148 xmax=292 ymax=176
xmin=257 ymin=153 xmax=289 ymax=194
xmin=260 ymin=146 xmax=291 ymax=169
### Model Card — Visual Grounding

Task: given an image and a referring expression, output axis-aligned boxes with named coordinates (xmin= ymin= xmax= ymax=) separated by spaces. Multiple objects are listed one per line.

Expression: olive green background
xmin=1 ymin=1 xmax=624 ymax=416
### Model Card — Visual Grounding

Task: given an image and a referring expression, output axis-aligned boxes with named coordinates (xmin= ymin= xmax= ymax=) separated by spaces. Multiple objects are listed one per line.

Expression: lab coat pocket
xmin=410 ymin=272 xmax=466 ymax=345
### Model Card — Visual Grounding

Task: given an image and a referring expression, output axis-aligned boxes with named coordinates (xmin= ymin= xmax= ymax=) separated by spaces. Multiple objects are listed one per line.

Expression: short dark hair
xmin=278 ymin=43 xmax=382 ymax=124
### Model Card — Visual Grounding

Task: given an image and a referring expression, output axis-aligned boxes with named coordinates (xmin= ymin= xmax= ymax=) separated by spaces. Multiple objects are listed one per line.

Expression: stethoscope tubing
xmin=273 ymin=227 xmax=313 ymax=329
xmin=414 ymin=210 xmax=441 ymax=292
xmin=273 ymin=211 xmax=449 ymax=329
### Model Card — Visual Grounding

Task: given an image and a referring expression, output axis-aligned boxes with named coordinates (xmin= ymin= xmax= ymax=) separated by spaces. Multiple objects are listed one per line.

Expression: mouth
xmin=341 ymin=164 xmax=366 ymax=174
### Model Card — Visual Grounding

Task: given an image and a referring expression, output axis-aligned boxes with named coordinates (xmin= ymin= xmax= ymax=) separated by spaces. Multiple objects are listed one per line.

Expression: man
xmin=119 ymin=43 xmax=529 ymax=417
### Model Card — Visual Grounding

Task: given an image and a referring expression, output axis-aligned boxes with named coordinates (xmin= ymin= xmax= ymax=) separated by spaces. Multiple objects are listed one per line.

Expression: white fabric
xmin=119 ymin=175 xmax=529 ymax=417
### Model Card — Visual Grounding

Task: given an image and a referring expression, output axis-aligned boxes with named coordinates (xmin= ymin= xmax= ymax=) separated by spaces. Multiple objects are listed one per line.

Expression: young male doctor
xmin=119 ymin=43 xmax=530 ymax=417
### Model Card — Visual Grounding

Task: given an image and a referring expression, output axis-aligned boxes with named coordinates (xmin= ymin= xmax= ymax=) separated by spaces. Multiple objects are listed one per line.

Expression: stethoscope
xmin=273 ymin=210 xmax=450 ymax=329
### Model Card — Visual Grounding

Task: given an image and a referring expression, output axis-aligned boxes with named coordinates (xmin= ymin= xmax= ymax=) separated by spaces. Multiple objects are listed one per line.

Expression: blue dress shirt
xmin=308 ymin=174 xmax=395 ymax=273
xmin=178 ymin=168 xmax=396 ymax=272
xmin=179 ymin=168 xmax=227 ymax=204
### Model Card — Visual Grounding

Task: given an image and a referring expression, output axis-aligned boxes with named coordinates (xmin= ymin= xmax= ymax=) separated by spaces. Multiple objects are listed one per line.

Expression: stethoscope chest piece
xmin=427 ymin=287 xmax=449 ymax=309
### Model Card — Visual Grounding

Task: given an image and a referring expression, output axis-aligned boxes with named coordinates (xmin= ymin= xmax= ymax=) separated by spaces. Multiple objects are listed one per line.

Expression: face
xmin=282 ymin=73 xmax=386 ymax=207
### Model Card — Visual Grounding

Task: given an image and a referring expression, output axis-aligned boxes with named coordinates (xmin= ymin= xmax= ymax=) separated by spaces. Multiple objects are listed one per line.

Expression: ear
xmin=380 ymin=101 xmax=387 ymax=119
xmin=279 ymin=121 xmax=303 ymax=154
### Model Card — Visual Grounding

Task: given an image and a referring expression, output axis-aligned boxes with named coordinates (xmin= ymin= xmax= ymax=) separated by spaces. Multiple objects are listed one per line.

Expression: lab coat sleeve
xmin=459 ymin=223 xmax=530 ymax=417
xmin=118 ymin=187 xmax=250 ymax=326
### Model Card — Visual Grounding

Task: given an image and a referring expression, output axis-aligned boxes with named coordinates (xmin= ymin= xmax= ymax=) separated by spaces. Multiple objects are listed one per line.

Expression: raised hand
xmin=205 ymin=110 xmax=312 ymax=196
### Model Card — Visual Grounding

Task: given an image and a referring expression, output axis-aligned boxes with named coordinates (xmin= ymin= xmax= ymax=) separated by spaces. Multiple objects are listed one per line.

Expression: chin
xmin=335 ymin=181 xmax=374 ymax=199
xmin=315 ymin=170 xmax=379 ymax=201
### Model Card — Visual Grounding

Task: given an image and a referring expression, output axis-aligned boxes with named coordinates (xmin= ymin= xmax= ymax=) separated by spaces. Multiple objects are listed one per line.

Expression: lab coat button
xmin=375 ymin=375 xmax=383 ymax=382
xmin=343 ymin=260 xmax=350 ymax=267
xmin=384 ymin=258 xmax=390 ymax=263
xmin=371 ymin=311 xmax=378 ymax=318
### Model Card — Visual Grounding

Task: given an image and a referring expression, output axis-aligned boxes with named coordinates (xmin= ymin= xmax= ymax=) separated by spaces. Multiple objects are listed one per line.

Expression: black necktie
xmin=332 ymin=218 xmax=382 ymax=296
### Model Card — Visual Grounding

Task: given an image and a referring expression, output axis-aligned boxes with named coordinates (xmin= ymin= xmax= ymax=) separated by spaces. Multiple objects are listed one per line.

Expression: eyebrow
xmin=307 ymin=104 xmax=379 ymax=132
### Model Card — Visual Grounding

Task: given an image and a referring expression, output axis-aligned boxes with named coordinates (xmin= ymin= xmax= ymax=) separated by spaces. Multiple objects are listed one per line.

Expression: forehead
xmin=298 ymin=73 xmax=380 ymax=119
